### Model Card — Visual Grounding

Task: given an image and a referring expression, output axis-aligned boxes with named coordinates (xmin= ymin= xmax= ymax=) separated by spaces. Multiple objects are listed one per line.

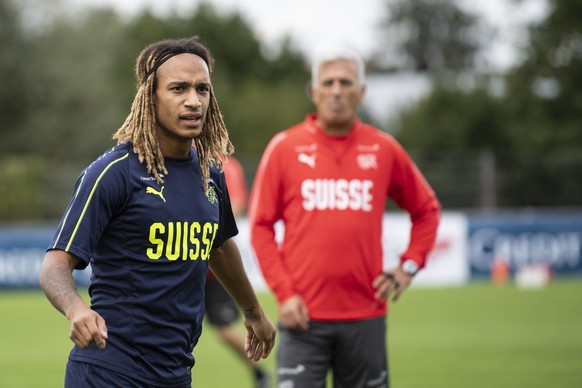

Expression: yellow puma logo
xmin=146 ymin=186 xmax=166 ymax=202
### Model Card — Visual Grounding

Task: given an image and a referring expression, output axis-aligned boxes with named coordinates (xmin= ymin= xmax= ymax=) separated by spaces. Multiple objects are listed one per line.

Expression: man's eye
xmin=198 ymin=86 xmax=209 ymax=93
xmin=172 ymin=86 xmax=185 ymax=92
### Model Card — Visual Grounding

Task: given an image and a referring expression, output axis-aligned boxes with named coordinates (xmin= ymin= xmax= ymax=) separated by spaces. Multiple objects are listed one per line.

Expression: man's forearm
xmin=39 ymin=251 xmax=86 ymax=319
xmin=210 ymin=239 xmax=262 ymax=316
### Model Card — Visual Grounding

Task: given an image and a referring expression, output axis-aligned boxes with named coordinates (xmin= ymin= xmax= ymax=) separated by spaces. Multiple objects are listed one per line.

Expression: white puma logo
xmin=298 ymin=153 xmax=316 ymax=168
xmin=278 ymin=364 xmax=306 ymax=375
xmin=357 ymin=143 xmax=380 ymax=152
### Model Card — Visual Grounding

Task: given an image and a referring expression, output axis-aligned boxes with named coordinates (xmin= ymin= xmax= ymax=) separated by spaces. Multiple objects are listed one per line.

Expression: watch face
xmin=403 ymin=260 xmax=419 ymax=275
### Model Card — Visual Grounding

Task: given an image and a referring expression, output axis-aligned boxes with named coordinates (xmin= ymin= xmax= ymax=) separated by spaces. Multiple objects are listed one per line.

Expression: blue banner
xmin=468 ymin=213 xmax=582 ymax=277
xmin=0 ymin=224 xmax=91 ymax=288
xmin=2 ymin=212 xmax=581 ymax=288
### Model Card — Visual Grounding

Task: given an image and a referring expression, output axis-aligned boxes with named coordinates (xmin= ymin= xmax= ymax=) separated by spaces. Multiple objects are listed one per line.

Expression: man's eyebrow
xmin=167 ymin=80 xmax=190 ymax=87
xmin=167 ymin=80 xmax=211 ymax=88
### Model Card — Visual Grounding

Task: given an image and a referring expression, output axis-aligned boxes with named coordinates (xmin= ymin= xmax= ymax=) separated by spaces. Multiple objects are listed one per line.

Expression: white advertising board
xmin=382 ymin=212 xmax=469 ymax=287
xmin=236 ymin=211 xmax=469 ymax=292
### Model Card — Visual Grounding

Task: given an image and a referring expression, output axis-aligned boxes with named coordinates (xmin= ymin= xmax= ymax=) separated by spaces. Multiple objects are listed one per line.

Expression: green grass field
xmin=1 ymin=279 xmax=581 ymax=388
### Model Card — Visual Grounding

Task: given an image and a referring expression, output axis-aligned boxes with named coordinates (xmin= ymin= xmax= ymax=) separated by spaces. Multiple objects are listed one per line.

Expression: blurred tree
xmin=369 ymin=0 xmax=497 ymax=138
xmin=0 ymin=0 xmax=80 ymax=219
xmin=498 ymin=0 xmax=582 ymax=207
xmin=385 ymin=0 xmax=582 ymax=208
xmin=392 ymin=81 xmax=511 ymax=209
xmin=504 ymin=0 xmax=582 ymax=149
xmin=396 ymin=85 xmax=511 ymax=151
xmin=0 ymin=157 xmax=48 ymax=219
xmin=0 ymin=1 xmax=312 ymax=220
xmin=25 ymin=9 xmax=128 ymax=163
xmin=371 ymin=0 xmax=491 ymax=74
xmin=0 ymin=0 xmax=27 ymax=152
xmin=369 ymin=0 xmax=503 ymax=208
xmin=18 ymin=9 xmax=131 ymax=217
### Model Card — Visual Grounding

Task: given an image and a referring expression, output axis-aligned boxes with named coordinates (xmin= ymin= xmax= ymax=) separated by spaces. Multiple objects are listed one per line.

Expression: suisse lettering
xmin=146 ymin=221 xmax=218 ymax=261
xmin=301 ymin=179 xmax=373 ymax=211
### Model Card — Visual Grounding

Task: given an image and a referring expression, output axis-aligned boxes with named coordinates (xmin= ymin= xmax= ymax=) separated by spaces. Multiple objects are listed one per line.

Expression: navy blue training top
xmin=48 ymin=142 xmax=238 ymax=386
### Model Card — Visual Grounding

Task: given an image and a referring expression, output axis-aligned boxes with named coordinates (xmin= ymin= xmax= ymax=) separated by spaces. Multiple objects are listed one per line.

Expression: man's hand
xmin=279 ymin=295 xmax=309 ymax=332
xmin=39 ymin=249 xmax=108 ymax=350
xmin=243 ymin=310 xmax=276 ymax=361
xmin=372 ymin=267 xmax=413 ymax=302
xmin=67 ymin=302 xmax=108 ymax=349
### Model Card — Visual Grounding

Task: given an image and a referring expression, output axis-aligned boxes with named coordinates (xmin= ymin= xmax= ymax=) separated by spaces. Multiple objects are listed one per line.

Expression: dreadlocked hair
xmin=113 ymin=36 xmax=233 ymax=194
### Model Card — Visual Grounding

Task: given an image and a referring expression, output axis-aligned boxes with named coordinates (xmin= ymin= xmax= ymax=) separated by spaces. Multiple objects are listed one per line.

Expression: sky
xmin=66 ymin=0 xmax=549 ymax=70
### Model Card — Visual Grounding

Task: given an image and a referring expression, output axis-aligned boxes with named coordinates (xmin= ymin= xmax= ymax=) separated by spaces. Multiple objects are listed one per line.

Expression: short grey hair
xmin=310 ymin=45 xmax=366 ymax=86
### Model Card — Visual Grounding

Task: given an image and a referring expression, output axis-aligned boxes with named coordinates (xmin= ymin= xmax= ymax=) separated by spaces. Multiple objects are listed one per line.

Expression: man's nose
xmin=330 ymin=80 xmax=343 ymax=94
xmin=185 ymin=91 xmax=202 ymax=107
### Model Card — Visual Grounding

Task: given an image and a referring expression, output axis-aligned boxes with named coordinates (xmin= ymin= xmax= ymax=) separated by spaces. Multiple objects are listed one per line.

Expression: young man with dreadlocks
xmin=39 ymin=36 xmax=275 ymax=387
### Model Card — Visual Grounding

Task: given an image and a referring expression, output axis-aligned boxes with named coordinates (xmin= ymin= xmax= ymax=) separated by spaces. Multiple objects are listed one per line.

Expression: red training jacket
xmin=249 ymin=115 xmax=441 ymax=321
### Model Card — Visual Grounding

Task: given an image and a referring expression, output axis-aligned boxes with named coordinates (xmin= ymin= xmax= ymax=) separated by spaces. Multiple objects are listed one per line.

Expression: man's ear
xmin=359 ymin=84 xmax=366 ymax=102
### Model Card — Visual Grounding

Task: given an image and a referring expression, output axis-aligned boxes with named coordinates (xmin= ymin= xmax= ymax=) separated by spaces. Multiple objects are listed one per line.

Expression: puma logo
xmin=146 ymin=186 xmax=166 ymax=202
xmin=357 ymin=143 xmax=380 ymax=152
xmin=278 ymin=364 xmax=306 ymax=376
xmin=298 ymin=153 xmax=316 ymax=168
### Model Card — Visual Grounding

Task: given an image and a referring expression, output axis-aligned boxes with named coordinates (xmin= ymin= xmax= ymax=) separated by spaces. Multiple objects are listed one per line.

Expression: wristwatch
xmin=401 ymin=259 xmax=419 ymax=277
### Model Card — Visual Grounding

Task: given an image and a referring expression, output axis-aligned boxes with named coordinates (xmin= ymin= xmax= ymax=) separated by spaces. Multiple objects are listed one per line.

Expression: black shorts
xmin=65 ymin=360 xmax=191 ymax=388
xmin=204 ymin=278 xmax=239 ymax=327
xmin=277 ymin=317 xmax=389 ymax=388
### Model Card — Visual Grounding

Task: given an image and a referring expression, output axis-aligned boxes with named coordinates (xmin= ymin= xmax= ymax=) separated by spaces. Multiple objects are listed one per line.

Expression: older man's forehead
xmin=318 ymin=60 xmax=359 ymax=80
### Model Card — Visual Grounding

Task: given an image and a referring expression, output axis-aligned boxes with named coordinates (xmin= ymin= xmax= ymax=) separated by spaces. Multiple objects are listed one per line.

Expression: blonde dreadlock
xmin=113 ymin=36 xmax=233 ymax=194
